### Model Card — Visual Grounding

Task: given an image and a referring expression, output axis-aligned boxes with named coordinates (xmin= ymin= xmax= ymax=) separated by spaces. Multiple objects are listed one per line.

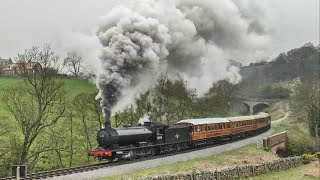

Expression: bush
xmin=302 ymin=153 xmax=317 ymax=164
xmin=286 ymin=137 xmax=316 ymax=156
xmin=315 ymin=152 xmax=320 ymax=159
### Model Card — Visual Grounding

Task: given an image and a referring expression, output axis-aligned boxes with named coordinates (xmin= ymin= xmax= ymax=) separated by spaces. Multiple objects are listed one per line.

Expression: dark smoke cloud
xmin=95 ymin=0 xmax=272 ymax=125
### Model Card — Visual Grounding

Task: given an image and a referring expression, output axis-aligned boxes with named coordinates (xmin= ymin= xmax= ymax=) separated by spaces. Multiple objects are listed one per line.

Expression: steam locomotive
xmin=88 ymin=113 xmax=271 ymax=161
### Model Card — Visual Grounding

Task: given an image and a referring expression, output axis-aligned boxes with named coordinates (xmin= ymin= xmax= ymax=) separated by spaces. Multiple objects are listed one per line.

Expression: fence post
xmin=16 ymin=166 xmax=20 ymax=180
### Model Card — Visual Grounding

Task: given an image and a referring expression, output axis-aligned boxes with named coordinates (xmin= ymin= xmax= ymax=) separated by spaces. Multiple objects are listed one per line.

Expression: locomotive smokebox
xmin=97 ymin=128 xmax=119 ymax=148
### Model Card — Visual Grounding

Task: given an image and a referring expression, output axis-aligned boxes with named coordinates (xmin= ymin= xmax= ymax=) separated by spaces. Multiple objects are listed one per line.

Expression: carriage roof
xmin=227 ymin=116 xmax=256 ymax=122
xmin=177 ymin=118 xmax=229 ymax=125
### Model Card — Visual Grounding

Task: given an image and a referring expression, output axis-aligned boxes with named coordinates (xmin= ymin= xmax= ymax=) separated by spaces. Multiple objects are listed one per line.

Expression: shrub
xmin=302 ymin=153 xmax=316 ymax=164
xmin=286 ymin=137 xmax=315 ymax=156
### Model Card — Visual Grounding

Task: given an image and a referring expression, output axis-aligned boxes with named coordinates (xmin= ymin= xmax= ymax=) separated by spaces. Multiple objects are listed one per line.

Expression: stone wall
xmin=132 ymin=156 xmax=302 ymax=180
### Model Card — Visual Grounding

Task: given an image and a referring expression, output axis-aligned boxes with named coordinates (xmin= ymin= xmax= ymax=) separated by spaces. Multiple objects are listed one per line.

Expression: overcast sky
xmin=0 ymin=0 xmax=319 ymax=59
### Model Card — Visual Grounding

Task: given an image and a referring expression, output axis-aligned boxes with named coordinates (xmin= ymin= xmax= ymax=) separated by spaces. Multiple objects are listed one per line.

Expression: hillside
xmin=239 ymin=43 xmax=319 ymax=97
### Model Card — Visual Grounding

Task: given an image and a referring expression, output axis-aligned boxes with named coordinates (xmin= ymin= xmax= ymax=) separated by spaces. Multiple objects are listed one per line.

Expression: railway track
xmin=0 ymin=128 xmax=271 ymax=180
xmin=0 ymin=162 xmax=110 ymax=180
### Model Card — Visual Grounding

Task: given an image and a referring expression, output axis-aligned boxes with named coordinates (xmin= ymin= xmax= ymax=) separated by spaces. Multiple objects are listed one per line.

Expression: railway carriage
xmin=228 ymin=116 xmax=256 ymax=138
xmin=254 ymin=113 xmax=271 ymax=130
xmin=176 ymin=118 xmax=231 ymax=145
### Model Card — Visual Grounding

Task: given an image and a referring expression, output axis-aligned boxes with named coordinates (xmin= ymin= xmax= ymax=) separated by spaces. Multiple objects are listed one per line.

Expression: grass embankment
xmin=267 ymin=101 xmax=287 ymax=121
xmin=104 ymin=144 xmax=279 ymax=180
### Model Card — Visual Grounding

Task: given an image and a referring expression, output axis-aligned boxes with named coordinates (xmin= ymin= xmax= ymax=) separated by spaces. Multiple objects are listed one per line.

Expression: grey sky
xmin=0 ymin=0 xmax=318 ymax=59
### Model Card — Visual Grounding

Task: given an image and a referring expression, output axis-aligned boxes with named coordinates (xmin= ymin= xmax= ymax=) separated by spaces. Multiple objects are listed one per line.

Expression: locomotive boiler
xmin=97 ymin=126 xmax=155 ymax=148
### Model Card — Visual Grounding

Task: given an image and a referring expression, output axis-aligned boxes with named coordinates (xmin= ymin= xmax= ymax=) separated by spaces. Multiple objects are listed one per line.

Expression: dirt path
xmin=272 ymin=102 xmax=290 ymax=124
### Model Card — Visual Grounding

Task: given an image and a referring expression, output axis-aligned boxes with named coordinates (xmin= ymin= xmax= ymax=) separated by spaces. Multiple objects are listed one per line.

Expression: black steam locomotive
xmin=89 ymin=121 xmax=191 ymax=161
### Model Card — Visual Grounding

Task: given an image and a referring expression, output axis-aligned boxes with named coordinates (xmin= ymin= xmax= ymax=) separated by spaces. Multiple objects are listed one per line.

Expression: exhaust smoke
xmin=96 ymin=0 xmax=271 ymax=127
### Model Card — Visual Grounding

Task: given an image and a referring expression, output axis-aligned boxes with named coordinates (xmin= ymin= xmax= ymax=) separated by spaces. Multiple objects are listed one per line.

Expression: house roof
xmin=0 ymin=58 xmax=12 ymax=63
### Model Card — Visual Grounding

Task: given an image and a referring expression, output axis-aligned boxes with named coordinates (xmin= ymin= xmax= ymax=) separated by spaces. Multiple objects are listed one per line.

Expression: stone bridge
xmin=263 ymin=131 xmax=288 ymax=156
xmin=238 ymin=98 xmax=280 ymax=115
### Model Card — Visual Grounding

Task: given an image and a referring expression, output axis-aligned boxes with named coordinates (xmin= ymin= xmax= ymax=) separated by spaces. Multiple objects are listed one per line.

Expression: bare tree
xmin=86 ymin=92 xmax=104 ymax=129
xmin=73 ymin=93 xmax=94 ymax=155
xmin=292 ymin=79 xmax=320 ymax=137
xmin=63 ymin=51 xmax=83 ymax=77
xmin=1 ymin=45 xmax=67 ymax=169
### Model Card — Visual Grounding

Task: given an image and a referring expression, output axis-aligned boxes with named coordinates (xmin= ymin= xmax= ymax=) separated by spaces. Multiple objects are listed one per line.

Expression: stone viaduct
xmin=239 ymin=98 xmax=280 ymax=115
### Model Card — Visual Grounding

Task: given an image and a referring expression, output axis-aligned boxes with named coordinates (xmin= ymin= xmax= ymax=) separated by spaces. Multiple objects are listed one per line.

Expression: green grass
xmin=63 ymin=78 xmax=97 ymax=99
xmin=252 ymin=161 xmax=320 ymax=180
xmin=0 ymin=77 xmax=20 ymax=88
xmin=103 ymin=144 xmax=278 ymax=180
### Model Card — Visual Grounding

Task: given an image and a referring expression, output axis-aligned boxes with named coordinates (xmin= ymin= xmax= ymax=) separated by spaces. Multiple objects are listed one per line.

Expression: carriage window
xmin=221 ymin=124 xmax=224 ymax=129
xmin=227 ymin=124 xmax=230 ymax=128
xmin=197 ymin=126 xmax=202 ymax=132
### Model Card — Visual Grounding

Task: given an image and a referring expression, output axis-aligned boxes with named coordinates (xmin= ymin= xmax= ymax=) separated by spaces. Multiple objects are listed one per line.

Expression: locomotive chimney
xmin=104 ymin=110 xmax=111 ymax=128
xmin=101 ymin=84 xmax=118 ymax=129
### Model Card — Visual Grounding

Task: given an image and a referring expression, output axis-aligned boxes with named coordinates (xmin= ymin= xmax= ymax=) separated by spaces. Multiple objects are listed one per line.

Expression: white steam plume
xmin=95 ymin=0 xmax=272 ymax=125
